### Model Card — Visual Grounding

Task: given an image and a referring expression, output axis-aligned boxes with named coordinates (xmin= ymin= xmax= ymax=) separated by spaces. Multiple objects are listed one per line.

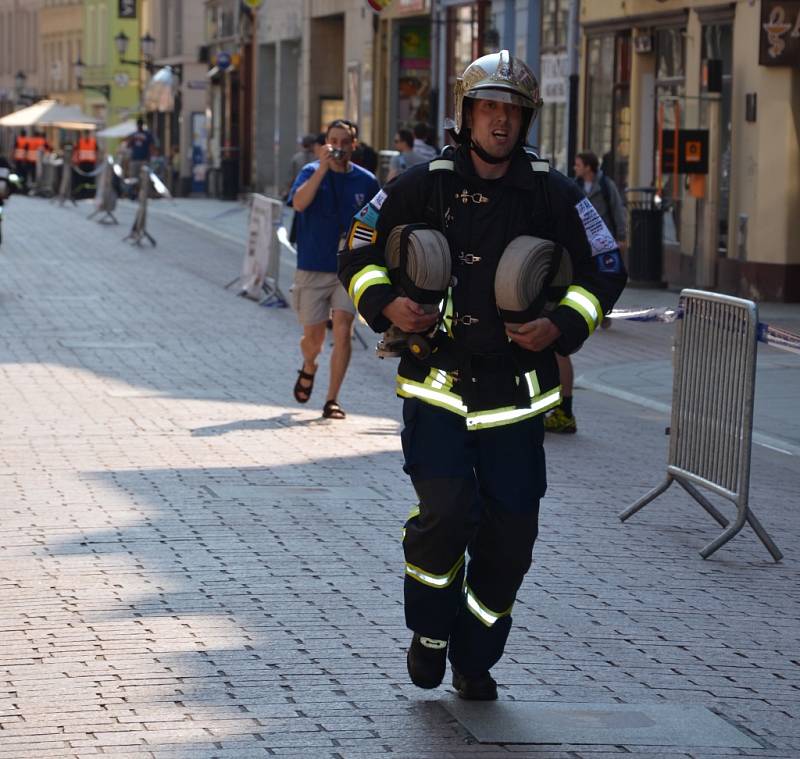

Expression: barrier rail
xmin=122 ymin=165 xmax=156 ymax=247
xmin=619 ymin=289 xmax=783 ymax=562
xmin=87 ymin=157 xmax=119 ymax=225
xmin=608 ymin=305 xmax=800 ymax=355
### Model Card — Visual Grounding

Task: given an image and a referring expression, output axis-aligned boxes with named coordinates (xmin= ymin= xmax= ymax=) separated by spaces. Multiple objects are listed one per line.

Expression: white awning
xmin=0 ymin=100 xmax=99 ymax=128
xmin=96 ymin=119 xmax=138 ymax=138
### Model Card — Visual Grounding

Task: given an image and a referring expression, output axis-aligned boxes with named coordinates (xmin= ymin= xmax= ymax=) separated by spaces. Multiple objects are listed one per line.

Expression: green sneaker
xmin=544 ymin=407 xmax=577 ymax=434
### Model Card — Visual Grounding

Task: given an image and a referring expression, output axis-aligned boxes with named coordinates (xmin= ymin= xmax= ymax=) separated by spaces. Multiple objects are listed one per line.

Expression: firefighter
xmin=338 ymin=51 xmax=627 ymax=700
xmin=13 ymin=130 xmax=28 ymax=187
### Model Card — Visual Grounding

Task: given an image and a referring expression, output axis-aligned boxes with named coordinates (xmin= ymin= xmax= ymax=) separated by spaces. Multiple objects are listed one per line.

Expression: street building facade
xmin=579 ymin=0 xmax=800 ymax=301
xmin=141 ymin=0 xmax=207 ymax=195
xmin=0 ymin=0 xmax=43 ymax=154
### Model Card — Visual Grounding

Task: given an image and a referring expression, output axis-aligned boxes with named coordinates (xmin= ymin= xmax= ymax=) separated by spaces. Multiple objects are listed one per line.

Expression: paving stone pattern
xmin=0 ymin=197 xmax=798 ymax=758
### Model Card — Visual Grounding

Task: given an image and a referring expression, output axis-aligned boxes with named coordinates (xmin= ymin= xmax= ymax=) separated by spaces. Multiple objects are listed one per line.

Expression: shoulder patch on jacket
xmin=575 ymin=197 xmax=617 ymax=256
xmin=348 ymin=220 xmax=378 ymax=249
xmin=354 ymin=202 xmax=379 ymax=229
xmin=370 ymin=188 xmax=388 ymax=210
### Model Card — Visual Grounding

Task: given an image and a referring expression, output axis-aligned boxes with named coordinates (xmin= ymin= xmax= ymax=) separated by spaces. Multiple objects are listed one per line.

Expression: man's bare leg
xmin=297 ymin=321 xmax=327 ymax=396
xmin=326 ymin=310 xmax=355 ymax=403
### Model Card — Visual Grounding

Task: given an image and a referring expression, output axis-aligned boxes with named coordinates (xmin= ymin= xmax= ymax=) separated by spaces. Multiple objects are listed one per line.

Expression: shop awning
xmin=0 ymin=100 xmax=100 ymax=129
xmin=96 ymin=119 xmax=138 ymax=138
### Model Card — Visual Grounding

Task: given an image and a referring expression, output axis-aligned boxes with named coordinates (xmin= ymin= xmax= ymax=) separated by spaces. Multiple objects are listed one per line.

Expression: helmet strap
xmin=469 ymin=138 xmax=513 ymax=165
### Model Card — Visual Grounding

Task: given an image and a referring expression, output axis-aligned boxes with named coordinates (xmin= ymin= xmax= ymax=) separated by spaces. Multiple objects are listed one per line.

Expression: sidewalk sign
xmin=620 ymin=289 xmax=783 ymax=562
xmin=237 ymin=194 xmax=286 ymax=306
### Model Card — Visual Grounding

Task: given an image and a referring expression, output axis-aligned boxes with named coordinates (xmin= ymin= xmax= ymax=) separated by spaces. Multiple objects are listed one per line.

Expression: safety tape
xmin=606 ymin=306 xmax=800 ymax=355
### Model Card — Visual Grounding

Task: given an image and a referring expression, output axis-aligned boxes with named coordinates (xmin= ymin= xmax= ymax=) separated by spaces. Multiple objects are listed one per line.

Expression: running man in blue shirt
xmin=288 ymin=120 xmax=380 ymax=420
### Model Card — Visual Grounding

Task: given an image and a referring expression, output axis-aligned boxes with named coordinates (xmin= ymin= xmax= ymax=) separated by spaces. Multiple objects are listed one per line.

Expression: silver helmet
xmin=452 ymin=50 xmax=544 ymax=140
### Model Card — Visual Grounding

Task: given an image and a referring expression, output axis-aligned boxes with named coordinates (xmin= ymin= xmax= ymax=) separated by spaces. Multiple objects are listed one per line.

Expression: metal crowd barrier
xmin=619 ymin=289 xmax=783 ymax=562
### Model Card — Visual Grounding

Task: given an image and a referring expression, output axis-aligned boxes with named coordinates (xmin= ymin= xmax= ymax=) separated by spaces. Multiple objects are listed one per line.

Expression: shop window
xmin=701 ymin=23 xmax=733 ymax=257
xmin=446 ymin=0 xmax=491 ymax=117
xmin=541 ymin=0 xmax=570 ymax=49
xmin=538 ymin=0 xmax=570 ymax=172
xmin=397 ymin=21 xmax=432 ymax=128
xmin=584 ymin=31 xmax=631 ymax=189
xmin=654 ymin=27 xmax=686 ymax=246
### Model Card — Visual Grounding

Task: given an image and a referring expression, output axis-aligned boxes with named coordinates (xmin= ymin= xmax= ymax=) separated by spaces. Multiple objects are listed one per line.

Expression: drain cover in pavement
xmin=443 ymin=701 xmax=759 ymax=748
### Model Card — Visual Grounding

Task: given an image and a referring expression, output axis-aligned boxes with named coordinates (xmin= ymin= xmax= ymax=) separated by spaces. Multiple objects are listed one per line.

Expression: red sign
xmin=367 ymin=0 xmax=393 ymax=11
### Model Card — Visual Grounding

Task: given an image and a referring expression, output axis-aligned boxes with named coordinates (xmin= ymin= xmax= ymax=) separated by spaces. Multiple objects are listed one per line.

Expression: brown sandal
xmin=293 ymin=368 xmax=316 ymax=404
xmin=322 ymin=400 xmax=346 ymax=420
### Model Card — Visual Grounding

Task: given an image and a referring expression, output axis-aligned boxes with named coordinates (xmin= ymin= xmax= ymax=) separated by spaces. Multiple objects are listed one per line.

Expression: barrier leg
xmin=745 ymin=509 xmax=783 ymax=562
xmin=619 ymin=476 xmax=673 ymax=521
xmin=675 ymin=478 xmax=730 ymax=528
xmin=699 ymin=504 xmax=748 ymax=560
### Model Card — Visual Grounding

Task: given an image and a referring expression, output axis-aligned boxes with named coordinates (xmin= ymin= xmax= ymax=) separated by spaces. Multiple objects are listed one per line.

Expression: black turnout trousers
xmin=401 ymin=398 xmax=546 ymax=676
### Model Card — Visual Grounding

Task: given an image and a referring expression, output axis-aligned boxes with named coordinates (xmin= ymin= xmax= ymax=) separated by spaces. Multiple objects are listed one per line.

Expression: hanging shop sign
xmin=540 ymin=53 xmax=569 ymax=104
xmin=118 ymin=0 xmax=136 ymax=19
xmin=367 ymin=0 xmax=393 ymax=11
xmin=661 ymin=129 xmax=709 ymax=175
xmin=760 ymin=1 xmax=800 ymax=66
xmin=397 ymin=0 xmax=426 ymax=12
xmin=242 ymin=0 xmax=264 ymax=8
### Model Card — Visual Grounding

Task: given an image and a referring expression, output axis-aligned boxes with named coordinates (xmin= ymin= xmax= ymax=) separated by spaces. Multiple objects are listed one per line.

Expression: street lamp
xmin=73 ymin=57 xmax=111 ymax=99
xmin=14 ymin=70 xmax=35 ymax=104
xmin=115 ymin=30 xmax=157 ymax=71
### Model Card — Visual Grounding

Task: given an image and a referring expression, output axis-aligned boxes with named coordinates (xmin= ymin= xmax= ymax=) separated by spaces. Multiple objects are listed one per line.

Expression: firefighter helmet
xmin=452 ymin=50 xmax=544 ymax=140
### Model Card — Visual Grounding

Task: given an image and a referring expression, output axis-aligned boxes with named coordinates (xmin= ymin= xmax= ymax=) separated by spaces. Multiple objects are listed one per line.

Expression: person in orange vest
xmin=13 ymin=130 xmax=29 ymax=187
xmin=74 ymin=131 xmax=98 ymax=171
xmin=26 ymin=132 xmax=50 ymax=171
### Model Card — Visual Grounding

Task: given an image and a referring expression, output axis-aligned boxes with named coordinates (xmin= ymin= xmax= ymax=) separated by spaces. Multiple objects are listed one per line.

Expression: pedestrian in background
xmin=544 ymin=149 xmax=627 ymax=434
xmin=125 ymin=119 xmax=156 ymax=181
xmin=288 ymin=119 xmax=380 ymax=420
xmin=13 ymin=130 xmax=28 ymax=189
xmin=412 ymin=122 xmax=437 ymax=161
xmin=285 ymin=134 xmax=317 ymax=198
xmin=386 ymin=128 xmax=425 ymax=182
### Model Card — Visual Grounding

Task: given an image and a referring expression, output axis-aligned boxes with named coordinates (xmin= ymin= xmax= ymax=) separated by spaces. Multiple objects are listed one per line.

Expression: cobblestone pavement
xmin=0 ymin=196 xmax=798 ymax=758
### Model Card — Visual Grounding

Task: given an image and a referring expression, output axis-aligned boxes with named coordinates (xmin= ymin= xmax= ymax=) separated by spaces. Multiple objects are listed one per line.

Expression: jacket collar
xmin=453 ymin=144 xmax=540 ymax=190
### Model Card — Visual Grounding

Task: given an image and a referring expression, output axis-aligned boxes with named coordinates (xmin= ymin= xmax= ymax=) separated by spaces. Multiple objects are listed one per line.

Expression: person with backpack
xmin=338 ymin=51 xmax=626 ymax=699
xmin=543 ymin=150 xmax=627 ymax=434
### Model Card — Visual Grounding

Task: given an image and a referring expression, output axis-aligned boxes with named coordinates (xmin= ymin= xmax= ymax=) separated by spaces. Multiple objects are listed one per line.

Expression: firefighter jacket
xmin=338 ymin=144 xmax=627 ymax=430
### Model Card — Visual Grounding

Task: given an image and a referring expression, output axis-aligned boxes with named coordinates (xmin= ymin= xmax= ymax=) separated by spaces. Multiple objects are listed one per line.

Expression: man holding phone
xmin=287 ymin=120 xmax=379 ymax=420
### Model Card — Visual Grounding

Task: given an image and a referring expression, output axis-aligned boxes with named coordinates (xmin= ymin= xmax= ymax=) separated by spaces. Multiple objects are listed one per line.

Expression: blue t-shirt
xmin=128 ymin=130 xmax=155 ymax=161
xmin=288 ymin=161 xmax=379 ymax=272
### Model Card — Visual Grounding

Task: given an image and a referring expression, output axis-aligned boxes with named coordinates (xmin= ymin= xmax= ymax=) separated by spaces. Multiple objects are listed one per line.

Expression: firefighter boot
xmin=451 ymin=666 xmax=498 ymax=700
xmin=407 ymin=633 xmax=448 ymax=689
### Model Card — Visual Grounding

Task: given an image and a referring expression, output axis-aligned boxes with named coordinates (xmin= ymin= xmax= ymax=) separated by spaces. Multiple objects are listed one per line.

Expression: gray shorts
xmin=291 ymin=269 xmax=355 ymax=326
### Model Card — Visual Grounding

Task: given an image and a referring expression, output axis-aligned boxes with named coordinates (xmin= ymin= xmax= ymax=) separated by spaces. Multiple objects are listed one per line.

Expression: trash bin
xmin=221 ymin=146 xmax=240 ymax=200
xmin=377 ymin=150 xmax=399 ymax=187
xmin=625 ymin=187 xmax=665 ymax=287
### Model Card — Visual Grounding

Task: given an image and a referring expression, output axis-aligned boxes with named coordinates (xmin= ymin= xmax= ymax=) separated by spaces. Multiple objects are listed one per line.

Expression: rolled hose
xmin=494 ymin=235 xmax=572 ymax=322
xmin=385 ymin=225 xmax=451 ymax=302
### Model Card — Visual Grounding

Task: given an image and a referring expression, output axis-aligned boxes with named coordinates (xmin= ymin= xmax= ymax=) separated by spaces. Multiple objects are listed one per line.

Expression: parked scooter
xmin=0 ymin=166 xmax=23 ymax=247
